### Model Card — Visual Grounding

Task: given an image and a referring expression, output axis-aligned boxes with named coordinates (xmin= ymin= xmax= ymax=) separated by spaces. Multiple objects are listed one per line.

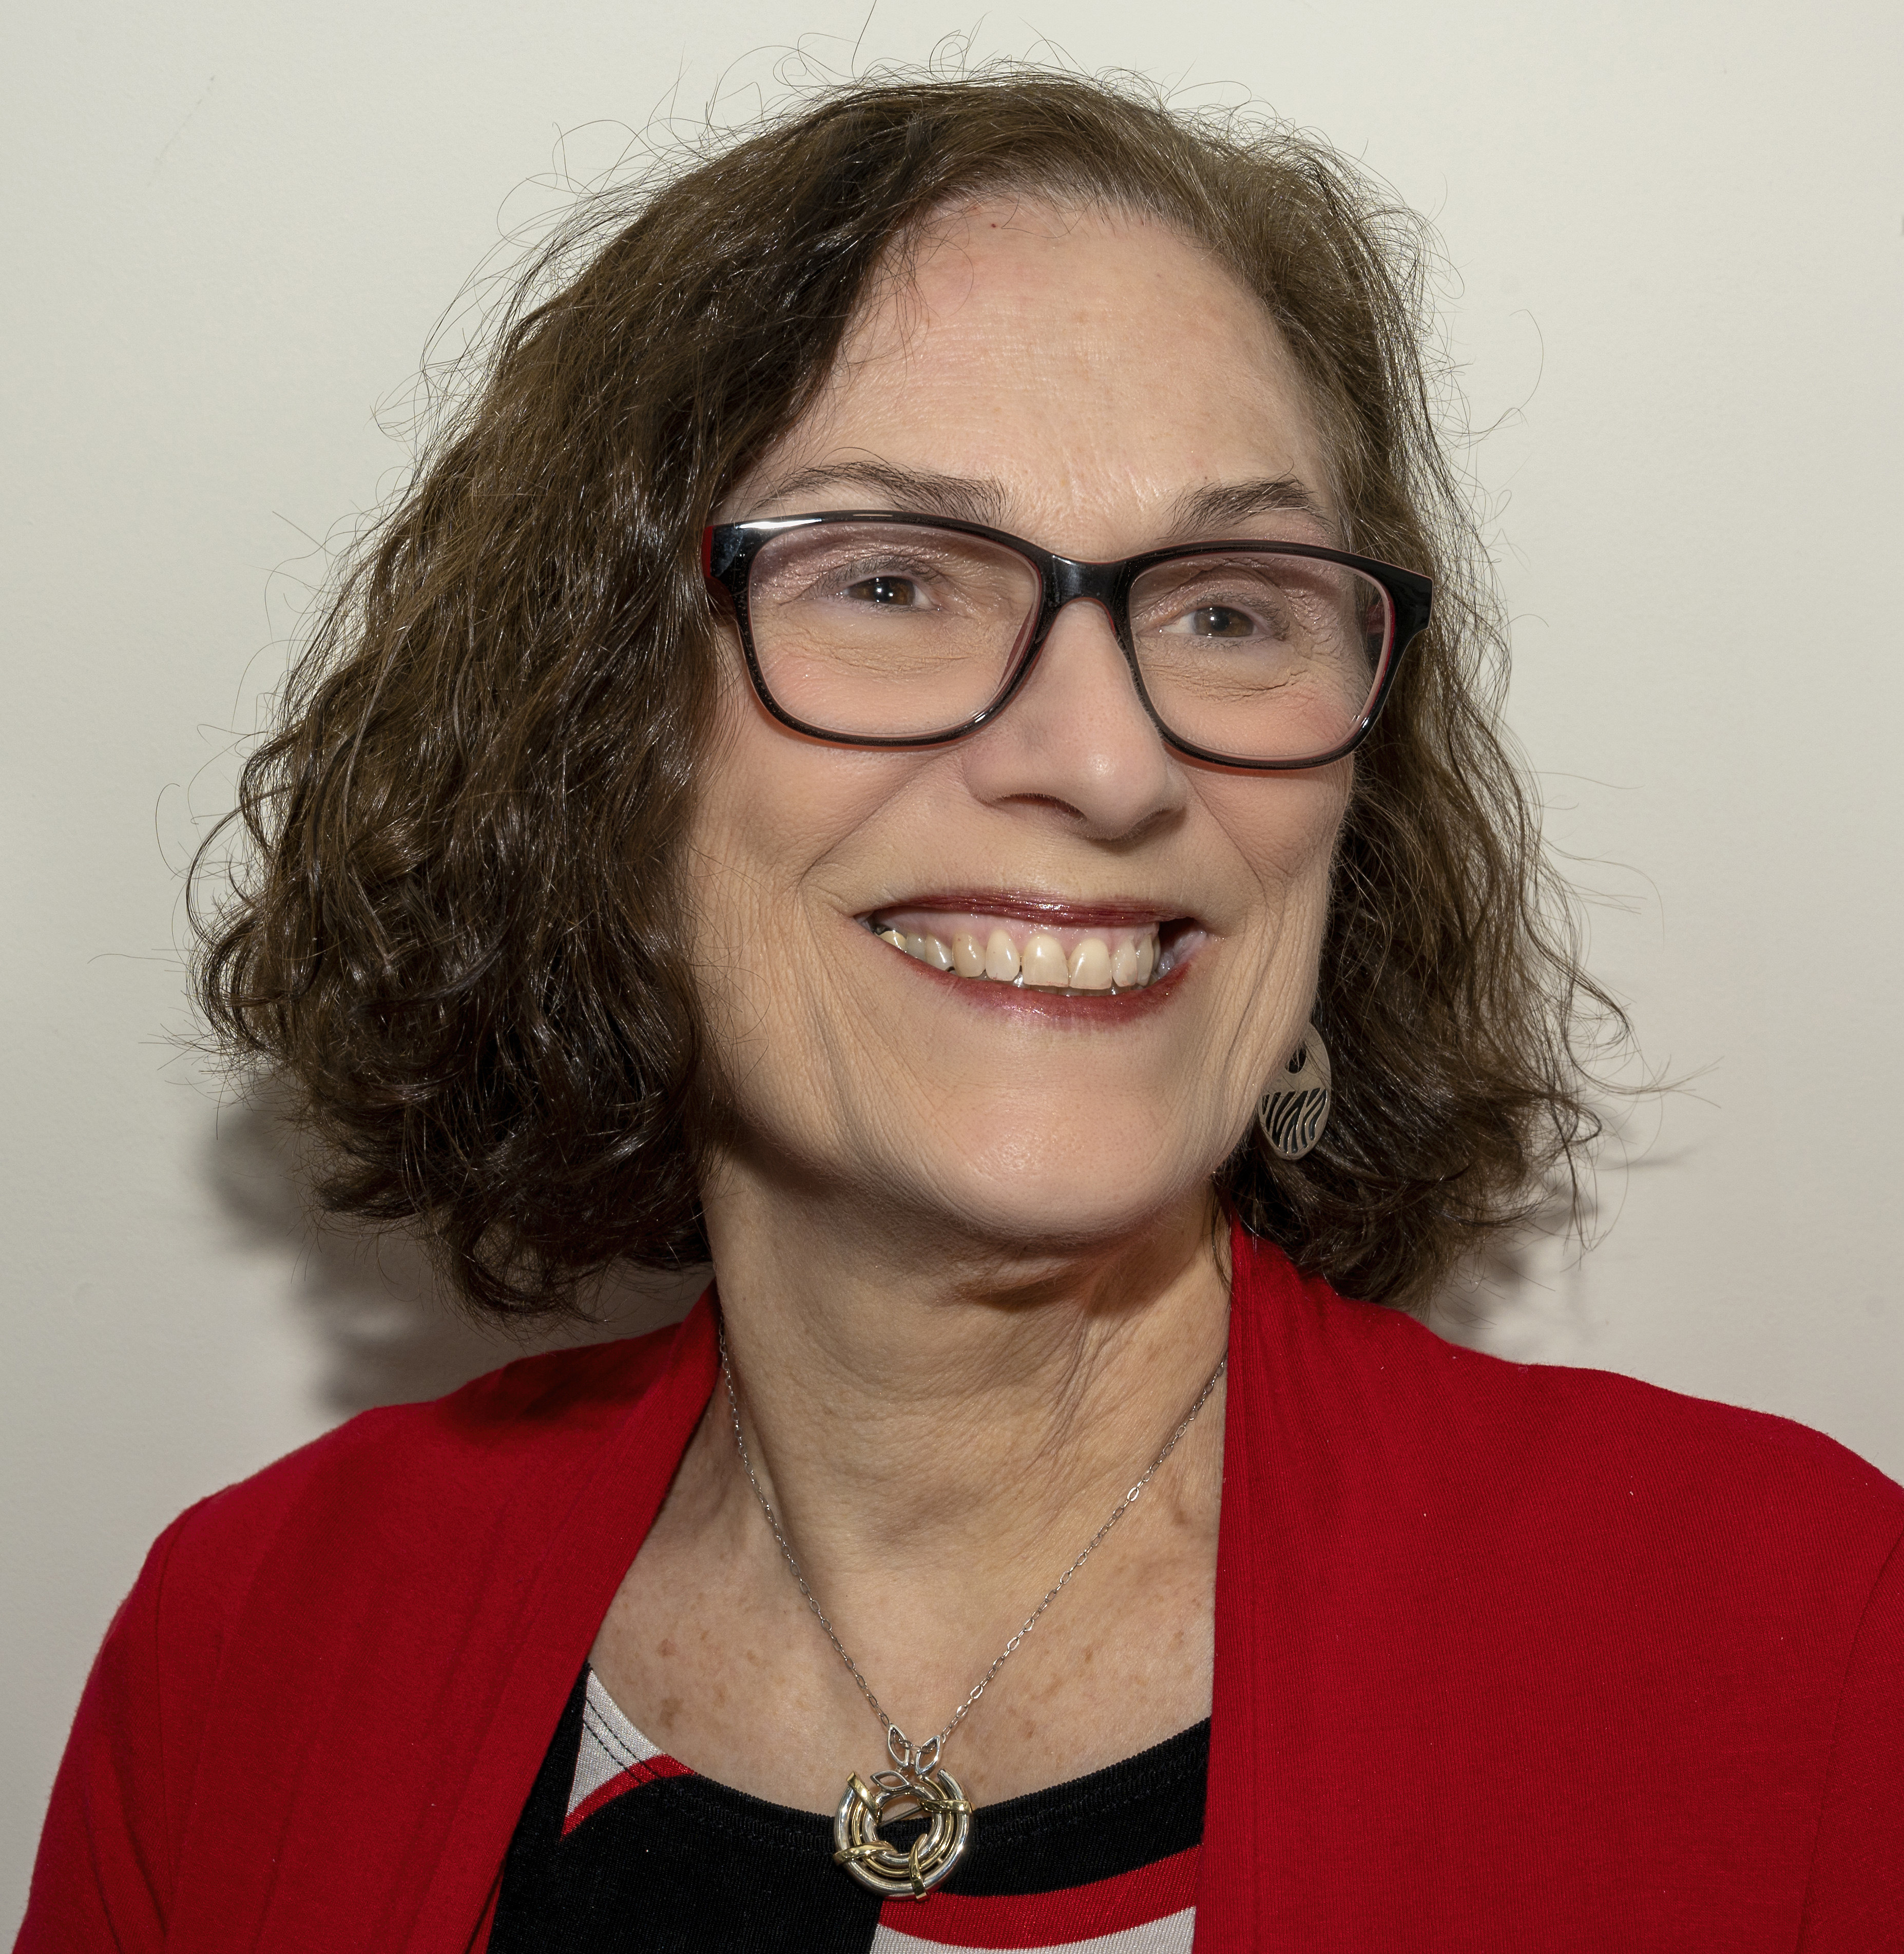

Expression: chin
xmin=910 ymin=1134 xmax=1224 ymax=1258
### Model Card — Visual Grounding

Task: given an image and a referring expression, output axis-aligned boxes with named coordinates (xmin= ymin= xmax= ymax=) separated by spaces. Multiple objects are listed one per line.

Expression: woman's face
xmin=686 ymin=197 xmax=1352 ymax=1250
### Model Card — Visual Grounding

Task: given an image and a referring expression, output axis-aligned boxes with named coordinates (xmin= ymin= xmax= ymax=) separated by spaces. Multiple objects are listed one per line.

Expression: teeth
xmin=1022 ymin=933 xmax=1069 ymax=988
xmin=1067 ymin=939 xmax=1112 ymax=991
xmin=869 ymin=913 xmax=1171 ymax=994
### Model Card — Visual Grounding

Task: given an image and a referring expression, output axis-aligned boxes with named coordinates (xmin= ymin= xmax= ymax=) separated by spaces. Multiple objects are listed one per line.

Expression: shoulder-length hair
xmin=194 ymin=68 xmax=1620 ymax=1316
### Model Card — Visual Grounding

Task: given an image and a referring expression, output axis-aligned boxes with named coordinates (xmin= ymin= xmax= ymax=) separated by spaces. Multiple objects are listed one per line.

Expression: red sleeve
xmin=1798 ymin=1529 xmax=1904 ymax=1947
xmin=13 ymin=1326 xmax=695 ymax=1953
xmin=15 ymin=1516 xmax=198 ymax=1953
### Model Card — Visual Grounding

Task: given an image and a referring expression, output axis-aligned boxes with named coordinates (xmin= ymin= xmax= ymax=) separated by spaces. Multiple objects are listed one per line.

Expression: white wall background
xmin=4 ymin=0 xmax=1900 ymax=1926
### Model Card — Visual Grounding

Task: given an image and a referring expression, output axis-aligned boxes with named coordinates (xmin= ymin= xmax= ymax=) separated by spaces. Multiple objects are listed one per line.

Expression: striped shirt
xmin=490 ymin=1668 xmax=1206 ymax=1951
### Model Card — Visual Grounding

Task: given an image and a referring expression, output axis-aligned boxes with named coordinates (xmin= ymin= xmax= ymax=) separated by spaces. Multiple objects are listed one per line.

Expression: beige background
xmin=4 ymin=0 xmax=1900 ymax=1927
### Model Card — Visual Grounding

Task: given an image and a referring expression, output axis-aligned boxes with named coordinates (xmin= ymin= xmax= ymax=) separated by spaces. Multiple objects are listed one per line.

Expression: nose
xmin=956 ymin=597 xmax=1188 ymax=839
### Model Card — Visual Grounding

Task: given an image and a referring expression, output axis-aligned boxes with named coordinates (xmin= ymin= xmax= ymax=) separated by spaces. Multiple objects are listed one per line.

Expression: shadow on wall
xmin=204 ymin=1085 xmax=706 ymax=1419
xmin=1425 ymin=1124 xmax=1679 ymax=1365
xmin=1427 ymin=1179 xmax=1589 ymax=1361
xmin=203 ymin=1079 xmax=1658 ymax=1412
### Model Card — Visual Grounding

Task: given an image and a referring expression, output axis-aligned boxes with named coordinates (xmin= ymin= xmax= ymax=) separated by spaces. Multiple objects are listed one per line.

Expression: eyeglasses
xmin=704 ymin=511 xmax=1432 ymax=770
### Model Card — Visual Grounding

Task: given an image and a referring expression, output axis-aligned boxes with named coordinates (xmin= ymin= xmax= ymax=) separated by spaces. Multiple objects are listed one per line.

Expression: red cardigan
xmin=21 ymin=1225 xmax=1904 ymax=1951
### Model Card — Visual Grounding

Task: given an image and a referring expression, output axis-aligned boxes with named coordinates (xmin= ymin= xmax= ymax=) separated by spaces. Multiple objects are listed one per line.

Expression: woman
xmin=22 ymin=71 xmax=1901 ymax=1952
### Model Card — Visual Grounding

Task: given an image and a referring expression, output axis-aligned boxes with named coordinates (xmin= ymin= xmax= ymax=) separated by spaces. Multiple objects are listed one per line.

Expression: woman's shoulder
xmin=153 ymin=1311 xmax=706 ymax=1633
xmin=1237 ymin=1228 xmax=1904 ymax=1545
xmin=26 ymin=1312 xmax=717 ymax=1946
xmin=1225 ymin=1252 xmax=1904 ymax=1938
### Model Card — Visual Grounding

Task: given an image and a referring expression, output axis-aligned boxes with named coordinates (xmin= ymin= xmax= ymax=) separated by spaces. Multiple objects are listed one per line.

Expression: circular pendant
xmin=833 ymin=1762 xmax=973 ymax=1898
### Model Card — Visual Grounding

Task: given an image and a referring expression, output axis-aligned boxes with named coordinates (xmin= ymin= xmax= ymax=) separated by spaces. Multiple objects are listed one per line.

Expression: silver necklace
xmin=718 ymin=1318 xmax=1226 ymax=1898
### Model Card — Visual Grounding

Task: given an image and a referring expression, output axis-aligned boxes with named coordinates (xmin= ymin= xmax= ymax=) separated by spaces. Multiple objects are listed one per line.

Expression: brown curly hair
xmin=193 ymin=67 xmax=1621 ymax=1317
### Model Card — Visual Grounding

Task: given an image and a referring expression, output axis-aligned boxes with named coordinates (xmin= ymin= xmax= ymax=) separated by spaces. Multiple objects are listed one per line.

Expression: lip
xmin=892 ymin=951 xmax=1197 ymax=1022
xmin=856 ymin=889 xmax=1188 ymax=931
xmin=852 ymin=891 xmax=1209 ymax=1020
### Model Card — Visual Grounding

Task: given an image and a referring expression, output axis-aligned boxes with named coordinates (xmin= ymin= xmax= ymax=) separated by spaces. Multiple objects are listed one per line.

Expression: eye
xmin=844 ymin=574 xmax=925 ymax=608
xmin=1180 ymin=604 xmax=1258 ymax=640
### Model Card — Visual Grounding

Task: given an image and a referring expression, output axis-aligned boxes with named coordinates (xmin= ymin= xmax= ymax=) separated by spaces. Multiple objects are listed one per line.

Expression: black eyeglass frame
xmin=703 ymin=510 xmax=1434 ymax=770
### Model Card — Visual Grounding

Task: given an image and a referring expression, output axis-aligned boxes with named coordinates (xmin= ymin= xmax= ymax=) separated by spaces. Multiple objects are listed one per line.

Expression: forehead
xmin=744 ymin=196 xmax=1338 ymax=549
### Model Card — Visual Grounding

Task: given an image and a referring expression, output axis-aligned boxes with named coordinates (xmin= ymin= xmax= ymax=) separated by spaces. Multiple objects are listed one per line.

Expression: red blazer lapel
xmin=163 ymin=1299 xmax=718 ymax=1952
xmin=1197 ymin=1220 xmax=1275 ymax=1950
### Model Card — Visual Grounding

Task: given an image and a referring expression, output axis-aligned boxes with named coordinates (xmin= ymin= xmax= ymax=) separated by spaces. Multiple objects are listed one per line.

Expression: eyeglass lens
xmin=743 ymin=521 xmax=1390 ymax=764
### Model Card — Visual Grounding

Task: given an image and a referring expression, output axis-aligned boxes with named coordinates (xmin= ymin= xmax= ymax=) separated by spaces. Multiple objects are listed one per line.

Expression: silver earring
xmin=1258 ymin=1024 xmax=1332 ymax=1160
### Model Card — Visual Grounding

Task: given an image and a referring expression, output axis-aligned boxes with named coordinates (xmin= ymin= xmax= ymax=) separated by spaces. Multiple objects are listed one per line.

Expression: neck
xmin=699 ymin=1162 xmax=1232 ymax=1590
xmin=595 ymin=1156 xmax=1234 ymax=1807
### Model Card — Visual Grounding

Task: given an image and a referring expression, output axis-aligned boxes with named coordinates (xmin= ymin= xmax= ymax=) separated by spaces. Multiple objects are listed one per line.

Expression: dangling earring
xmin=1258 ymin=1024 xmax=1332 ymax=1160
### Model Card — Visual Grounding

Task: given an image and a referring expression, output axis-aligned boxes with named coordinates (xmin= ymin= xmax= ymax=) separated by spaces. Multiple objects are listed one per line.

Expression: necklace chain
xmin=718 ymin=1318 xmax=1227 ymax=1767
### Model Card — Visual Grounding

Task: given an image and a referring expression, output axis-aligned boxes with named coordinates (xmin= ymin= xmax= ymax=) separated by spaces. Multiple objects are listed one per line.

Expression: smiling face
xmin=683 ymin=197 xmax=1352 ymax=1253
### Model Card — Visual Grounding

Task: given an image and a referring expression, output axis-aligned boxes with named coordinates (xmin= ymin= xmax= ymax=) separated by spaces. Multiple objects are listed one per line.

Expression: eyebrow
xmin=742 ymin=461 xmax=1332 ymax=543
xmin=744 ymin=461 xmax=1010 ymax=528
xmin=1166 ymin=475 xmax=1333 ymax=535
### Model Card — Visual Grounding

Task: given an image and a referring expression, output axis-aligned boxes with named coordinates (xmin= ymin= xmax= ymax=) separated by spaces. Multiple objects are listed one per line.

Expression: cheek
xmin=679 ymin=686 xmax=902 ymax=1023
xmin=681 ymin=756 xmax=835 ymax=1118
xmin=681 ymin=707 xmax=768 ymax=955
xmin=1198 ymin=765 xmax=1351 ymax=1071
xmin=1212 ymin=763 xmax=1352 ymax=918
xmin=680 ymin=687 xmax=806 ymax=1033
